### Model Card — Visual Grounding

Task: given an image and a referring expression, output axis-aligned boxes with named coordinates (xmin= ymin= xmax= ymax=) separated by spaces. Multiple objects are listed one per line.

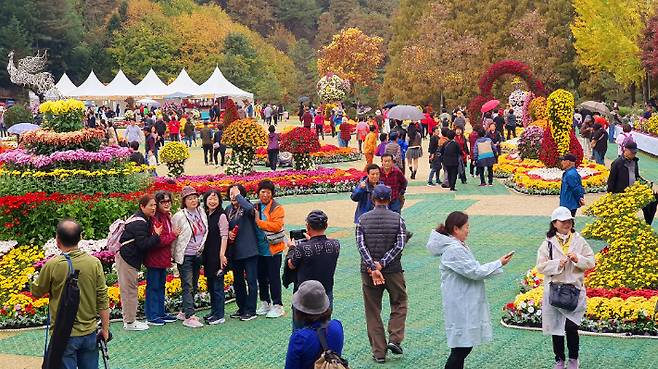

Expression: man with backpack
xmin=615 ymin=123 xmax=634 ymax=157
xmin=439 ymin=108 xmax=451 ymax=128
xmin=32 ymin=219 xmax=110 ymax=369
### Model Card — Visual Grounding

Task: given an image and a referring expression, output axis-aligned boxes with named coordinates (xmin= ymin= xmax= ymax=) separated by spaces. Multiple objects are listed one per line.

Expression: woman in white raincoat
xmin=536 ymin=207 xmax=595 ymax=369
xmin=426 ymin=211 xmax=514 ymax=369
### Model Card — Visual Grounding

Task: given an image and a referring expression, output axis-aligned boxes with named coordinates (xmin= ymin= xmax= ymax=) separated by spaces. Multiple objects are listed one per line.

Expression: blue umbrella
xmin=7 ymin=123 xmax=40 ymax=135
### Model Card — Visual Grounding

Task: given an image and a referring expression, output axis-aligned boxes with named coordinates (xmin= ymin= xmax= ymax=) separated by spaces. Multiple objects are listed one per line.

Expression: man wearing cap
xmin=287 ymin=210 xmax=341 ymax=329
xmin=356 ymin=184 xmax=408 ymax=363
xmin=559 ymin=154 xmax=585 ymax=217
xmin=607 ymin=142 xmax=640 ymax=194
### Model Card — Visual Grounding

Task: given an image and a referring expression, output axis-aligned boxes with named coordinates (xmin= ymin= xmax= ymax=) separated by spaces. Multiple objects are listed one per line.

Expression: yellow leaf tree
xmin=571 ymin=0 xmax=657 ymax=86
xmin=317 ymin=27 xmax=384 ymax=92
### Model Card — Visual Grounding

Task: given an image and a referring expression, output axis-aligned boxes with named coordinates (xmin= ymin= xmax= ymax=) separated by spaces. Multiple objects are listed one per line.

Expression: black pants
xmin=331 ymin=124 xmax=336 ymax=137
xmin=213 ymin=146 xmax=225 ymax=166
xmin=257 ymin=254 xmax=282 ymax=306
xmin=445 ymin=165 xmax=458 ymax=190
xmin=478 ymin=165 xmax=493 ymax=185
xmin=445 ymin=347 xmax=472 ymax=369
xmin=643 ymin=196 xmax=658 ymax=225
xmin=268 ymin=149 xmax=279 ymax=171
xmin=458 ymin=158 xmax=467 ymax=184
xmin=506 ymin=126 xmax=516 ymax=139
xmin=316 ymin=126 xmax=324 ymax=139
xmin=552 ymin=318 xmax=580 ymax=361
xmin=469 ymin=160 xmax=476 ymax=176
xmin=202 ymin=144 xmax=213 ymax=164
xmin=232 ymin=256 xmax=258 ymax=315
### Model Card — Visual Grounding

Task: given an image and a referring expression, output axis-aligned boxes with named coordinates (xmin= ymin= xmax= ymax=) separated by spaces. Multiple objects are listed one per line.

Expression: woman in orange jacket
xmin=363 ymin=125 xmax=378 ymax=169
xmin=253 ymin=179 xmax=287 ymax=318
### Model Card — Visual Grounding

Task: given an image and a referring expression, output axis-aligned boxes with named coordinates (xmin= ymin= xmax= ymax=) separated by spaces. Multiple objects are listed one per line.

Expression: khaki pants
xmin=116 ymin=252 xmax=139 ymax=323
xmin=361 ymin=272 xmax=408 ymax=358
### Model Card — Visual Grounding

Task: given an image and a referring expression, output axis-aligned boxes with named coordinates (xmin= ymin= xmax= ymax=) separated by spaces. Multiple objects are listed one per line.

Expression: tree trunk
xmin=629 ymin=82 xmax=636 ymax=106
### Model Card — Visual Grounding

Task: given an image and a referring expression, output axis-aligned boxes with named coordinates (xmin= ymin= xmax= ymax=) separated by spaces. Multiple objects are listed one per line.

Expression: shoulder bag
xmin=547 ymin=240 xmax=580 ymax=311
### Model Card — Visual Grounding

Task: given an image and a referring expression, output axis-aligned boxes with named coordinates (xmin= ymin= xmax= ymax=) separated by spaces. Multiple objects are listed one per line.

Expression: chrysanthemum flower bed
xmin=502 ymin=183 xmax=658 ymax=336
xmin=255 ymin=145 xmax=361 ymax=166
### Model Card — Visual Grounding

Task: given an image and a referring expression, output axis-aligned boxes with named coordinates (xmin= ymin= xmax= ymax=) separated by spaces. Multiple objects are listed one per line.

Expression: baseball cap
xmin=305 ymin=210 xmax=328 ymax=229
xmin=373 ymin=184 xmax=392 ymax=201
xmin=624 ymin=141 xmax=638 ymax=153
xmin=551 ymin=206 xmax=574 ymax=222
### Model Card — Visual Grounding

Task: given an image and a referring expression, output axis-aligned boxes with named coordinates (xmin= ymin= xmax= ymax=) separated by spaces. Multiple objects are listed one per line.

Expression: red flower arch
xmin=467 ymin=60 xmax=546 ymax=122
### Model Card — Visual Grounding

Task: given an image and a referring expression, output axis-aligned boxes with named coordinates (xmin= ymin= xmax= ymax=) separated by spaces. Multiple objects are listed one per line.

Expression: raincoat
xmin=536 ymin=232 xmax=595 ymax=336
xmin=426 ymin=230 xmax=503 ymax=348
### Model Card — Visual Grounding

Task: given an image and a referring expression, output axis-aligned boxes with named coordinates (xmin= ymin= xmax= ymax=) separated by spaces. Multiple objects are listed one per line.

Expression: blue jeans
xmin=292 ymin=290 xmax=333 ymax=331
xmin=608 ymin=124 xmax=616 ymax=143
xmin=593 ymin=150 xmax=605 ymax=165
xmin=177 ymin=255 xmax=201 ymax=318
xmin=428 ymin=168 xmax=439 ymax=184
xmin=184 ymin=135 xmax=194 ymax=147
xmin=389 ymin=199 xmax=402 ymax=213
xmin=232 ymin=256 xmax=258 ymax=315
xmin=145 ymin=267 xmax=167 ymax=321
xmin=61 ymin=332 xmax=98 ymax=369
xmin=207 ymin=272 xmax=226 ymax=319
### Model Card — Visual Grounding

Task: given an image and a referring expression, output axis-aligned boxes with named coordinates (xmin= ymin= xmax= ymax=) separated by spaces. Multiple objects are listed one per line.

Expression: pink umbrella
xmin=481 ymin=99 xmax=500 ymax=113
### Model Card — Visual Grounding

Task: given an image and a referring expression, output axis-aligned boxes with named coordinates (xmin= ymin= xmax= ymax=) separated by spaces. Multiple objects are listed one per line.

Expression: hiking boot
xmin=553 ymin=360 xmax=565 ymax=369
xmin=266 ymin=304 xmax=285 ymax=318
xmin=123 ymin=321 xmax=149 ymax=331
xmin=183 ymin=316 xmax=204 ymax=328
xmin=566 ymin=359 xmax=579 ymax=369
xmin=256 ymin=301 xmax=271 ymax=316
xmin=387 ymin=342 xmax=403 ymax=355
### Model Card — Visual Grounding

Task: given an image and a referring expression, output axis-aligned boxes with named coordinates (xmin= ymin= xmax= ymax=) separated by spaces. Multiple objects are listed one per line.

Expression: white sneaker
xmin=256 ymin=301 xmax=271 ymax=316
xmin=266 ymin=304 xmax=285 ymax=318
xmin=123 ymin=321 xmax=149 ymax=331
xmin=183 ymin=316 xmax=204 ymax=328
xmin=176 ymin=311 xmax=186 ymax=321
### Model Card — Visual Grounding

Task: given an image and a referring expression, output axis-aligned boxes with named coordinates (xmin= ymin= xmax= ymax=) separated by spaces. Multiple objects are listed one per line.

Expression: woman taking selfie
xmin=426 ymin=211 xmax=514 ymax=369
xmin=536 ymin=207 xmax=595 ymax=369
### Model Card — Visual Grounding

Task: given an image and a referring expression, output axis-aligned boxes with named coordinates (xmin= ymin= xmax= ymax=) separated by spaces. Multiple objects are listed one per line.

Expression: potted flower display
xmin=316 ymin=73 xmax=351 ymax=102
xmin=159 ymin=141 xmax=190 ymax=177
xmin=221 ymin=118 xmax=268 ymax=175
xmin=280 ymin=127 xmax=321 ymax=170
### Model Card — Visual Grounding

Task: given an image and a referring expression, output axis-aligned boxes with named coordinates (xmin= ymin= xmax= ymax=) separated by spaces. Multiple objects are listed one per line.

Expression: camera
xmin=289 ymin=229 xmax=307 ymax=241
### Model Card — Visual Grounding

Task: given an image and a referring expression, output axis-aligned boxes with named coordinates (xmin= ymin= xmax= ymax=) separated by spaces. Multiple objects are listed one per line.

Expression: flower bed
xmin=150 ymin=167 xmax=363 ymax=197
xmin=0 ymin=239 xmax=235 ymax=329
xmin=0 ymin=146 xmax=132 ymax=170
xmin=255 ymin=145 xmax=361 ymax=166
xmin=494 ymin=153 xmax=608 ymax=195
xmin=20 ymin=128 xmax=106 ymax=155
xmin=502 ymin=183 xmax=658 ymax=336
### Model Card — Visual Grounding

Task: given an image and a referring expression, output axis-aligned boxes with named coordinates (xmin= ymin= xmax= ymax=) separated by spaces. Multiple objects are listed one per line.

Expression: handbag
xmin=547 ymin=241 xmax=580 ymax=311
xmin=264 ymin=229 xmax=286 ymax=245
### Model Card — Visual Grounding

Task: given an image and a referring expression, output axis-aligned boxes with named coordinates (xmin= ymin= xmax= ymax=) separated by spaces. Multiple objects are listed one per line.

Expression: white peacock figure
xmin=7 ymin=50 xmax=62 ymax=100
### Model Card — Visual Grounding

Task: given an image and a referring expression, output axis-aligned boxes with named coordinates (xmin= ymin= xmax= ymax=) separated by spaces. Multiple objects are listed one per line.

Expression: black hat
xmin=305 ymin=210 xmax=328 ymax=228
xmin=624 ymin=141 xmax=638 ymax=153
xmin=558 ymin=153 xmax=577 ymax=162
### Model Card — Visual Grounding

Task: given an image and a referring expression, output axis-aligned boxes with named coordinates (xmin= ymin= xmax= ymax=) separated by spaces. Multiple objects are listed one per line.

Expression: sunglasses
xmin=159 ymin=199 xmax=172 ymax=204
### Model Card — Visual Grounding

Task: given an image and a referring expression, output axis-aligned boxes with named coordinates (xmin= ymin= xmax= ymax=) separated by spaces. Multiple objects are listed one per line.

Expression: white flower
xmin=520 ymin=302 xmax=527 ymax=309
xmin=536 ymin=309 xmax=542 ymax=316
xmin=528 ymin=306 xmax=535 ymax=313
xmin=0 ymin=240 xmax=18 ymax=258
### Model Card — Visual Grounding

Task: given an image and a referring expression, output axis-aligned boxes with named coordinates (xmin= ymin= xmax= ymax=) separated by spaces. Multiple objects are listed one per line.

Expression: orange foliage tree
xmin=317 ymin=27 xmax=384 ymax=92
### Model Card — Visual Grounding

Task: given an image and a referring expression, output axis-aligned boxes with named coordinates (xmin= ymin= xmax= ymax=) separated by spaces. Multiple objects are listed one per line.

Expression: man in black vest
xmin=356 ymin=184 xmax=408 ymax=364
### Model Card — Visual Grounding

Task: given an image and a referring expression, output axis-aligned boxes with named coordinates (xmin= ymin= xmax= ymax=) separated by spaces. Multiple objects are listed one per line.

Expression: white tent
xmin=198 ymin=67 xmax=253 ymax=100
xmin=55 ymin=73 xmax=78 ymax=96
xmin=165 ymin=68 xmax=200 ymax=95
xmin=135 ymin=69 xmax=168 ymax=98
xmin=103 ymin=70 xmax=137 ymax=99
xmin=67 ymin=71 xmax=107 ymax=100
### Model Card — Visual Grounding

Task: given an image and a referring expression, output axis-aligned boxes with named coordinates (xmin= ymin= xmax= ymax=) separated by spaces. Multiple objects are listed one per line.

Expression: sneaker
xmin=479 ymin=183 xmax=487 ymax=187
xmin=372 ymin=355 xmax=385 ymax=364
xmin=553 ymin=360 xmax=565 ymax=369
xmin=176 ymin=311 xmax=186 ymax=321
xmin=123 ymin=321 xmax=149 ymax=331
xmin=427 ymin=182 xmax=435 ymax=187
xmin=566 ymin=359 xmax=579 ymax=369
xmin=207 ymin=316 xmax=226 ymax=325
xmin=147 ymin=318 xmax=165 ymax=326
xmin=240 ymin=313 xmax=257 ymax=321
xmin=183 ymin=316 xmax=204 ymax=328
xmin=256 ymin=301 xmax=271 ymax=316
xmin=161 ymin=314 xmax=177 ymax=323
xmin=229 ymin=310 xmax=243 ymax=319
xmin=387 ymin=342 xmax=403 ymax=355
xmin=203 ymin=313 xmax=214 ymax=322
xmin=266 ymin=304 xmax=285 ymax=318
xmin=450 ymin=189 xmax=457 ymax=192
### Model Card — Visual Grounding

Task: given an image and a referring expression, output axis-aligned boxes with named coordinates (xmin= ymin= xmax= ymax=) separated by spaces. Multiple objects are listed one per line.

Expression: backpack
xmin=620 ymin=133 xmax=635 ymax=151
xmin=314 ymin=324 xmax=349 ymax=369
xmin=107 ymin=215 xmax=146 ymax=254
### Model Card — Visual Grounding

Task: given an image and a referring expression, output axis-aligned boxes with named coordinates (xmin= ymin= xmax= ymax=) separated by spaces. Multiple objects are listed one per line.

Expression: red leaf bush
xmin=280 ymin=127 xmax=321 ymax=154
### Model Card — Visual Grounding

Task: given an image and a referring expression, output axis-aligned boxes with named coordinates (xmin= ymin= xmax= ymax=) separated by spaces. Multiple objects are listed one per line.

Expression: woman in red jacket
xmin=467 ymin=129 xmax=479 ymax=177
xmin=144 ymin=190 xmax=180 ymax=325
xmin=454 ymin=127 xmax=470 ymax=184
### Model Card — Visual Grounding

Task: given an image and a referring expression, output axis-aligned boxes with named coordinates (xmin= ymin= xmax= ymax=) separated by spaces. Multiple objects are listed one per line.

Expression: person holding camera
xmin=32 ymin=220 xmax=110 ymax=369
xmin=286 ymin=210 xmax=340 ymax=330
xmin=536 ymin=207 xmax=595 ymax=369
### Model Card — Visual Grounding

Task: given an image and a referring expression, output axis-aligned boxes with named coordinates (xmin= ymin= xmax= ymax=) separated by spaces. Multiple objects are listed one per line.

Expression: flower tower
xmin=280 ymin=127 xmax=322 ymax=170
xmin=221 ymin=118 xmax=268 ymax=175
xmin=159 ymin=141 xmax=190 ymax=177
xmin=317 ymin=73 xmax=351 ymax=102
xmin=223 ymin=98 xmax=239 ymax=126
xmin=539 ymin=89 xmax=583 ymax=167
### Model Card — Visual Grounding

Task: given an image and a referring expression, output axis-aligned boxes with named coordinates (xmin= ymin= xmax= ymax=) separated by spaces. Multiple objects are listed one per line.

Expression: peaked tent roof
xmin=103 ymin=70 xmax=138 ymax=99
xmin=68 ymin=71 xmax=108 ymax=100
xmin=135 ymin=69 xmax=168 ymax=98
xmin=55 ymin=73 xmax=78 ymax=96
xmin=197 ymin=67 xmax=253 ymax=100
xmin=165 ymin=69 xmax=200 ymax=95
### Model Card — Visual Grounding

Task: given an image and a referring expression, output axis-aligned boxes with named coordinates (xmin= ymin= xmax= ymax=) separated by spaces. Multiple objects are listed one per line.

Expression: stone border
xmin=500 ymin=320 xmax=658 ymax=340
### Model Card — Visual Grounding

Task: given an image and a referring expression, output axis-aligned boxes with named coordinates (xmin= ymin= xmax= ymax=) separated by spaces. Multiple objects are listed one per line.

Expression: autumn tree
xmin=571 ymin=0 xmax=655 ymax=87
xmin=317 ymin=27 xmax=384 ymax=93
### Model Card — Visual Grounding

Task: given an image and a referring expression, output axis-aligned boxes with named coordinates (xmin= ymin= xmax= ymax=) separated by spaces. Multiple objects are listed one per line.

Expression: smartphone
xmin=289 ymin=229 xmax=307 ymax=241
xmin=506 ymin=251 xmax=516 ymax=257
